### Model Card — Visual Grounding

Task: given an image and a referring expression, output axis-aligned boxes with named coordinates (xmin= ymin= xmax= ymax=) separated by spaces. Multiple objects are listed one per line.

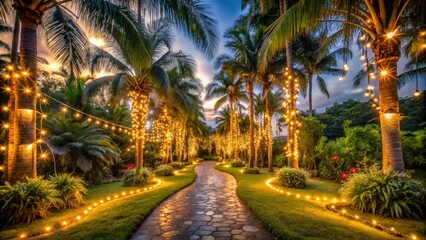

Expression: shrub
xmin=273 ymin=154 xmax=286 ymax=168
xmin=50 ymin=174 xmax=87 ymax=209
xmin=122 ymin=168 xmax=153 ymax=186
xmin=277 ymin=167 xmax=310 ymax=188
xmin=231 ymin=160 xmax=245 ymax=167
xmin=340 ymin=169 xmax=426 ymax=219
xmin=0 ymin=178 xmax=60 ymax=224
xmin=153 ymin=165 xmax=175 ymax=176
xmin=402 ymin=130 xmax=426 ymax=168
xmin=170 ymin=162 xmax=185 ymax=170
xmin=243 ymin=167 xmax=260 ymax=174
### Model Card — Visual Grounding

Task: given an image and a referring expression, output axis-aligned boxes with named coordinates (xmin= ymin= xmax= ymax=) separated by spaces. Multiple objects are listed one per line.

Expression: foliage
xmin=277 ymin=167 xmax=310 ymax=189
xmin=298 ymin=117 xmax=325 ymax=169
xmin=402 ymin=130 xmax=426 ymax=168
xmin=318 ymin=123 xmax=382 ymax=181
xmin=170 ymin=162 xmax=185 ymax=170
xmin=44 ymin=115 xmax=120 ymax=183
xmin=315 ymin=100 xmax=378 ymax=140
xmin=50 ymin=174 xmax=87 ymax=209
xmin=231 ymin=160 xmax=246 ymax=167
xmin=153 ymin=165 xmax=175 ymax=176
xmin=273 ymin=154 xmax=286 ymax=168
xmin=122 ymin=169 xmax=153 ymax=186
xmin=399 ymin=95 xmax=426 ymax=132
xmin=0 ymin=178 xmax=60 ymax=224
xmin=340 ymin=169 xmax=426 ymax=219
xmin=243 ymin=167 xmax=260 ymax=174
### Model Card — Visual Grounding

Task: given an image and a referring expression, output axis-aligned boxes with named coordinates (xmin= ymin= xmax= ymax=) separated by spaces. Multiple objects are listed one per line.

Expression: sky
xmin=172 ymin=0 xmax=425 ymax=127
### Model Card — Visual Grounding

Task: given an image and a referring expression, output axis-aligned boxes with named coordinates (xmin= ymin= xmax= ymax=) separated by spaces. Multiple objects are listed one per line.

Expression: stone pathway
xmin=131 ymin=161 xmax=271 ymax=240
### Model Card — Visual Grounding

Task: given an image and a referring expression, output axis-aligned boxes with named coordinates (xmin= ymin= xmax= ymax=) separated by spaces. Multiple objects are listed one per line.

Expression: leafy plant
xmin=170 ymin=162 xmax=185 ymax=170
xmin=340 ymin=169 xmax=426 ymax=219
xmin=153 ymin=165 xmax=175 ymax=176
xmin=231 ymin=160 xmax=246 ymax=167
xmin=0 ymin=178 xmax=60 ymax=224
xmin=50 ymin=174 xmax=87 ymax=209
xmin=277 ymin=167 xmax=310 ymax=189
xmin=402 ymin=130 xmax=426 ymax=168
xmin=273 ymin=154 xmax=286 ymax=168
xmin=243 ymin=167 xmax=260 ymax=174
xmin=122 ymin=169 xmax=153 ymax=186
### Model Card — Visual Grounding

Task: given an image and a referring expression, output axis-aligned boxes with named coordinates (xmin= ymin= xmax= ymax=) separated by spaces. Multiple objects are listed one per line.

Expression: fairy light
xmin=380 ymin=70 xmax=388 ymax=76
xmin=264 ymin=178 xmax=416 ymax=238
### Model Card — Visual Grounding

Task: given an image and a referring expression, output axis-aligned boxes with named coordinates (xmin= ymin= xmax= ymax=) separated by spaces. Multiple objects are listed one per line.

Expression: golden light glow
xmin=45 ymin=227 xmax=51 ymax=232
xmin=89 ymin=37 xmax=105 ymax=47
xmin=386 ymin=30 xmax=396 ymax=39
xmin=414 ymin=90 xmax=421 ymax=97
xmin=338 ymin=76 xmax=343 ymax=81
xmin=380 ymin=70 xmax=388 ymax=76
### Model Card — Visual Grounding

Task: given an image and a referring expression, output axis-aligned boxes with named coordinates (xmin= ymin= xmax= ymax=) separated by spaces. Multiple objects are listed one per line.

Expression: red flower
xmin=342 ymin=173 xmax=349 ymax=179
xmin=126 ymin=163 xmax=136 ymax=170
xmin=332 ymin=155 xmax=339 ymax=161
xmin=350 ymin=167 xmax=357 ymax=174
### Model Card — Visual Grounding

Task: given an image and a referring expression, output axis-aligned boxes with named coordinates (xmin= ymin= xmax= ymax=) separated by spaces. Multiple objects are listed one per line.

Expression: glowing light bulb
xmin=414 ymin=90 xmax=420 ymax=97
xmin=380 ymin=70 xmax=388 ymax=76
xmin=45 ymin=227 xmax=51 ymax=232
xmin=338 ymin=76 xmax=344 ymax=81
xmin=386 ymin=31 xmax=396 ymax=39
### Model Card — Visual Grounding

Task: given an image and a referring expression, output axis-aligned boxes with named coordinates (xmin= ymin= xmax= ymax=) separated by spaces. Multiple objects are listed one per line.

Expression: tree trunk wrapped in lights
xmin=129 ymin=89 xmax=149 ymax=170
xmin=372 ymin=35 xmax=404 ymax=172
xmin=7 ymin=8 xmax=40 ymax=183
xmin=247 ymin=81 xmax=255 ymax=167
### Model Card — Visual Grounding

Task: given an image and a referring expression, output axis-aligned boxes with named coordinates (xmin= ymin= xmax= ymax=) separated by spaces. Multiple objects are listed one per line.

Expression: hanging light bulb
xmin=414 ymin=90 xmax=421 ymax=97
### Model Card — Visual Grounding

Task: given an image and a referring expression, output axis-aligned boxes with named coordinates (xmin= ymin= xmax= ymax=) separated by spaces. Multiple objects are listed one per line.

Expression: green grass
xmin=216 ymin=165 xmax=425 ymax=240
xmin=0 ymin=165 xmax=198 ymax=240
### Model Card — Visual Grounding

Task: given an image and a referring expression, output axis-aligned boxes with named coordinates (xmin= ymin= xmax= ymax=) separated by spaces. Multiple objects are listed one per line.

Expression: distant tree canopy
xmin=312 ymin=94 xmax=425 ymax=140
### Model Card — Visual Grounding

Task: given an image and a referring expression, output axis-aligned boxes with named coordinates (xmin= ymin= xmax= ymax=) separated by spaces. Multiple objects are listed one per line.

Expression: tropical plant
xmin=170 ymin=162 xmax=185 ymax=170
xmin=340 ymin=169 xmax=426 ymax=219
xmin=292 ymin=31 xmax=352 ymax=117
xmin=0 ymin=177 xmax=60 ymax=224
xmin=401 ymin=130 xmax=426 ymax=168
xmin=262 ymin=0 xmax=426 ymax=172
xmin=50 ymin=173 xmax=87 ymax=209
xmin=5 ymin=0 xmax=219 ymax=183
xmin=243 ymin=167 xmax=260 ymax=174
xmin=277 ymin=167 xmax=310 ymax=188
xmin=153 ymin=164 xmax=175 ymax=176
xmin=44 ymin=115 xmax=120 ymax=182
xmin=231 ymin=160 xmax=246 ymax=167
xmin=122 ymin=168 xmax=153 ymax=186
xmin=297 ymin=117 xmax=326 ymax=170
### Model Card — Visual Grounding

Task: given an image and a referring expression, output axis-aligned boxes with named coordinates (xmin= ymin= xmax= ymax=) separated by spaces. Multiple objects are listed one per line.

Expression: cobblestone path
xmin=131 ymin=161 xmax=271 ymax=240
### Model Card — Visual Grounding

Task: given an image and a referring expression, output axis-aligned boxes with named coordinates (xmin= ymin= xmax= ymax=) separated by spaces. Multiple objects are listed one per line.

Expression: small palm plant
xmin=50 ymin=173 xmax=88 ymax=209
xmin=44 ymin=115 xmax=120 ymax=181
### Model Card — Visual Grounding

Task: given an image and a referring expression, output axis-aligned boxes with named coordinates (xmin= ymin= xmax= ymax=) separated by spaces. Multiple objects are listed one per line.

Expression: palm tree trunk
xmin=282 ymin=0 xmax=299 ymax=169
xmin=308 ymin=75 xmax=313 ymax=118
xmin=372 ymin=36 xmax=405 ymax=172
xmin=266 ymin=91 xmax=273 ymax=172
xmin=130 ymin=91 xmax=149 ymax=170
xmin=6 ymin=14 xmax=21 ymax=184
xmin=7 ymin=10 xmax=40 ymax=184
xmin=229 ymin=100 xmax=234 ymax=160
xmin=248 ymin=81 xmax=255 ymax=168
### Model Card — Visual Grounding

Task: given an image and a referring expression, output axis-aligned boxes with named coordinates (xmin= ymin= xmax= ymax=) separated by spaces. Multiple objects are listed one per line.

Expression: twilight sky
xmin=172 ymin=0 xmax=425 ymax=127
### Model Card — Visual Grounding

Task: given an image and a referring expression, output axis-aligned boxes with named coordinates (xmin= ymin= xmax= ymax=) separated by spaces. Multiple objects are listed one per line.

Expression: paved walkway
xmin=131 ymin=161 xmax=271 ymax=240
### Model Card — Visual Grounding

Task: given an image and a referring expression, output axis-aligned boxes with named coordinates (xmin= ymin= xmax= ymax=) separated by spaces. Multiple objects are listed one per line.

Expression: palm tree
xmin=262 ymin=0 xmax=426 ymax=172
xmin=205 ymin=71 xmax=247 ymax=159
xmin=44 ymin=115 xmax=119 ymax=178
xmin=292 ymin=31 xmax=352 ymax=117
xmin=216 ymin=26 xmax=264 ymax=168
xmin=6 ymin=0 xmax=218 ymax=183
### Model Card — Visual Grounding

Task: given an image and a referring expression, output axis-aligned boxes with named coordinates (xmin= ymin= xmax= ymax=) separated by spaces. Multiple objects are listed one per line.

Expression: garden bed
xmin=215 ymin=165 xmax=425 ymax=240
xmin=0 ymin=164 xmax=198 ymax=240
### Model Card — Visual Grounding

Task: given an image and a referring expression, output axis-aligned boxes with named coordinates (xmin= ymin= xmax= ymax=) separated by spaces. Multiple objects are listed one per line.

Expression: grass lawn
xmin=216 ymin=164 xmax=425 ymax=240
xmin=0 ymin=164 xmax=198 ymax=240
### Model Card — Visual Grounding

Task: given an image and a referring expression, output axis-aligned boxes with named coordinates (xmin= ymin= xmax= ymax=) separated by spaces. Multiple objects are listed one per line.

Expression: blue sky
xmin=172 ymin=0 xmax=425 ymax=127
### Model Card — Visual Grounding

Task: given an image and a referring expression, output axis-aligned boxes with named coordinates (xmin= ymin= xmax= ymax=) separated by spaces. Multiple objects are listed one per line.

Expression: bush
xmin=273 ymin=154 xmax=286 ymax=168
xmin=243 ymin=167 xmax=260 ymax=174
xmin=231 ymin=160 xmax=245 ymax=167
xmin=122 ymin=168 xmax=153 ymax=186
xmin=340 ymin=169 xmax=426 ymax=219
xmin=402 ymin=130 xmax=426 ymax=168
xmin=170 ymin=162 xmax=185 ymax=170
xmin=0 ymin=177 xmax=60 ymax=224
xmin=50 ymin=174 xmax=87 ymax=209
xmin=153 ymin=165 xmax=175 ymax=176
xmin=277 ymin=167 xmax=310 ymax=188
